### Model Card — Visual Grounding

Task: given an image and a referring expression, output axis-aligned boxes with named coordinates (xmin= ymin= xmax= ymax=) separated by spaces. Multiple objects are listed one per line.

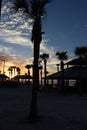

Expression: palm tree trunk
xmin=29 ymin=18 xmax=41 ymax=119
xmin=30 ymin=41 xmax=39 ymax=119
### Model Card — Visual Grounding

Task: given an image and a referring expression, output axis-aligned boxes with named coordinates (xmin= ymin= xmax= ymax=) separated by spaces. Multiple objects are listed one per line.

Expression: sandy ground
xmin=0 ymin=87 xmax=87 ymax=130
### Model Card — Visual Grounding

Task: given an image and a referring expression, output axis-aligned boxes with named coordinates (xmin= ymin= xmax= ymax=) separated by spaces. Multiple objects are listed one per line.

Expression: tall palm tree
xmin=56 ymin=51 xmax=68 ymax=92
xmin=40 ymin=53 xmax=49 ymax=87
xmin=25 ymin=64 xmax=32 ymax=75
xmin=13 ymin=0 xmax=51 ymax=120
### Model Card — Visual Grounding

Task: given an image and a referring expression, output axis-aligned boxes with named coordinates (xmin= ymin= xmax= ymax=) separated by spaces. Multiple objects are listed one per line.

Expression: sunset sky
xmin=0 ymin=0 xmax=87 ymax=76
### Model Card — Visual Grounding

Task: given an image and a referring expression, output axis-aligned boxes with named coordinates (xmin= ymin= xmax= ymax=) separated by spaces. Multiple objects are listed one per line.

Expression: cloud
xmin=0 ymin=45 xmax=25 ymax=65
xmin=0 ymin=45 xmax=15 ymax=60
xmin=0 ymin=0 xmax=33 ymax=47
xmin=0 ymin=29 xmax=32 ymax=47
xmin=0 ymin=0 xmax=60 ymax=74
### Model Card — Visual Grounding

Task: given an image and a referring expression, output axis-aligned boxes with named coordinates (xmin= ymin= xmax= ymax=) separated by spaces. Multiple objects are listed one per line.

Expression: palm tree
xmin=25 ymin=64 xmax=32 ymax=75
xmin=8 ymin=68 xmax=11 ymax=78
xmin=16 ymin=67 xmax=21 ymax=83
xmin=56 ymin=51 xmax=68 ymax=92
xmin=40 ymin=53 xmax=49 ymax=87
xmin=12 ymin=66 xmax=17 ymax=77
xmin=13 ymin=0 xmax=51 ymax=120
xmin=75 ymin=46 xmax=87 ymax=94
xmin=56 ymin=51 xmax=68 ymax=71
xmin=8 ymin=66 xmax=13 ymax=79
xmin=16 ymin=67 xmax=21 ymax=75
xmin=75 ymin=46 xmax=87 ymax=60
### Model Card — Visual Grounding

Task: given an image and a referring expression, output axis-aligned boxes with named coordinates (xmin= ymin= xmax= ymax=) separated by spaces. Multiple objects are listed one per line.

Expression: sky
xmin=0 ymin=0 xmax=87 ymax=76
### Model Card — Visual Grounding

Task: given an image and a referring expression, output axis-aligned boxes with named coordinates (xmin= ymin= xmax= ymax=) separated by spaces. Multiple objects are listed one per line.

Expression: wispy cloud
xmin=0 ymin=0 xmax=59 ymax=74
xmin=0 ymin=29 xmax=32 ymax=47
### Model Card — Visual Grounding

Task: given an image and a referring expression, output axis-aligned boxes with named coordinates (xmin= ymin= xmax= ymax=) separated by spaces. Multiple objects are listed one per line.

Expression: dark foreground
xmin=0 ymin=87 xmax=87 ymax=130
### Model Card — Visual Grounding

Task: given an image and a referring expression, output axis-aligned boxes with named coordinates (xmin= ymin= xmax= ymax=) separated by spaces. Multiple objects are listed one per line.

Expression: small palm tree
xmin=75 ymin=46 xmax=87 ymax=61
xmin=56 ymin=51 xmax=68 ymax=92
xmin=56 ymin=51 xmax=68 ymax=71
xmin=40 ymin=53 xmax=49 ymax=87
xmin=16 ymin=67 xmax=21 ymax=75
xmin=75 ymin=46 xmax=87 ymax=94
xmin=25 ymin=64 xmax=32 ymax=75
xmin=8 ymin=66 xmax=13 ymax=79
xmin=12 ymin=66 xmax=17 ymax=77
xmin=16 ymin=67 xmax=21 ymax=82
xmin=8 ymin=68 xmax=11 ymax=78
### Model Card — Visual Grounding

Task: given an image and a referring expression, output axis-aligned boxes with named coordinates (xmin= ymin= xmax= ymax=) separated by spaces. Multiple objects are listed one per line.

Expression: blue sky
xmin=0 ymin=0 xmax=87 ymax=75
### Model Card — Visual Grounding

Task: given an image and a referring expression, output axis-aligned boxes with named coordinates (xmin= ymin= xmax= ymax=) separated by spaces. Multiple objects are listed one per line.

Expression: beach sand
xmin=0 ymin=87 xmax=87 ymax=130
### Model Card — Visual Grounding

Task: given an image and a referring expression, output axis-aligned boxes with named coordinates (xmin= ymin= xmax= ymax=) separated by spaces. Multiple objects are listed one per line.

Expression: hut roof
xmin=47 ymin=66 xmax=87 ymax=79
xmin=0 ymin=74 xmax=9 ymax=79
xmin=66 ymin=58 xmax=87 ymax=65
xmin=14 ymin=75 xmax=33 ymax=79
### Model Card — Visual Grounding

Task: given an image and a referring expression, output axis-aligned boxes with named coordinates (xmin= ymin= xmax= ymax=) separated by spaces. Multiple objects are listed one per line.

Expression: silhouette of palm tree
xmin=56 ymin=51 xmax=68 ymax=93
xmin=12 ymin=66 xmax=17 ymax=77
xmin=75 ymin=46 xmax=87 ymax=60
xmin=8 ymin=66 xmax=13 ymax=79
xmin=40 ymin=53 xmax=49 ymax=87
xmin=14 ymin=0 xmax=51 ymax=120
xmin=25 ymin=64 xmax=32 ymax=75
xmin=16 ymin=67 xmax=21 ymax=75
xmin=16 ymin=67 xmax=21 ymax=82
xmin=8 ymin=68 xmax=11 ymax=78
xmin=75 ymin=46 xmax=87 ymax=94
